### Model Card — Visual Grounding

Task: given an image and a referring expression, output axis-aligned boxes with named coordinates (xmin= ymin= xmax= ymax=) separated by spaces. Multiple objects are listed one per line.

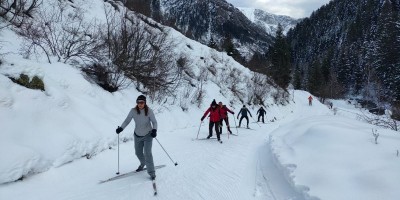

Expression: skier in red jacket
xmin=218 ymin=101 xmax=234 ymax=134
xmin=308 ymin=95 xmax=313 ymax=106
xmin=201 ymin=100 xmax=222 ymax=141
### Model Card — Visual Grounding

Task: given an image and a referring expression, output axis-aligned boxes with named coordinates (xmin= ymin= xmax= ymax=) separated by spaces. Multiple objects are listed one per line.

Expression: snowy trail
xmin=0 ymin=92 xmax=325 ymax=200
xmin=0 ymin=115 xmax=307 ymax=200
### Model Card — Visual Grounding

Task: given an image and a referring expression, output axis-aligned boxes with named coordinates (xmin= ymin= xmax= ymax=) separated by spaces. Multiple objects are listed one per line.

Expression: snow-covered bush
xmin=81 ymin=63 xmax=129 ymax=93
xmin=247 ymin=72 xmax=272 ymax=105
xmin=11 ymin=73 xmax=29 ymax=86
xmin=9 ymin=73 xmax=44 ymax=91
xmin=18 ymin=1 xmax=100 ymax=64
xmin=29 ymin=75 xmax=44 ymax=90
xmin=0 ymin=0 xmax=40 ymax=27
xmin=358 ymin=110 xmax=398 ymax=132
xmin=372 ymin=129 xmax=379 ymax=144
xmin=272 ymin=88 xmax=290 ymax=105
xmin=93 ymin=7 xmax=181 ymax=101
xmin=225 ymin=67 xmax=246 ymax=103
xmin=190 ymin=67 xmax=208 ymax=107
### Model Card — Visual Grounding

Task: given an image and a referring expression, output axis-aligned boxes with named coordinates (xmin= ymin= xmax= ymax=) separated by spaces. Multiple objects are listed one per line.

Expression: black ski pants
xmin=209 ymin=121 xmax=221 ymax=139
xmin=239 ymin=116 xmax=249 ymax=127
xmin=258 ymin=114 xmax=265 ymax=123
xmin=219 ymin=117 xmax=232 ymax=134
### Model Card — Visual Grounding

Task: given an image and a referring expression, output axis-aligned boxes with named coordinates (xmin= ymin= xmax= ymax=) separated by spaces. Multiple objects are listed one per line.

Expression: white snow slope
xmin=1 ymin=0 xmax=400 ymax=200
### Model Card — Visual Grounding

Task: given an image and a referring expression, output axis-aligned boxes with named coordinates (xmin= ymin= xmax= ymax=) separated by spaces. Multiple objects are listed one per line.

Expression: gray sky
xmin=226 ymin=0 xmax=332 ymax=19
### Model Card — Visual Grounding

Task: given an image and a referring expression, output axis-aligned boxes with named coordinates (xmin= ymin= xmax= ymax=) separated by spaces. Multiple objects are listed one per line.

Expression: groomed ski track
xmin=0 ymin=92 xmax=323 ymax=200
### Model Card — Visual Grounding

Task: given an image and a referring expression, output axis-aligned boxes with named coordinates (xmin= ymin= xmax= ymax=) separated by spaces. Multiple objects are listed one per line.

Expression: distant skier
xmin=329 ymin=102 xmax=333 ymax=109
xmin=237 ymin=105 xmax=252 ymax=128
xmin=218 ymin=101 xmax=234 ymax=134
xmin=201 ymin=100 xmax=222 ymax=141
xmin=116 ymin=95 xmax=158 ymax=180
xmin=256 ymin=107 xmax=266 ymax=123
xmin=308 ymin=95 xmax=313 ymax=106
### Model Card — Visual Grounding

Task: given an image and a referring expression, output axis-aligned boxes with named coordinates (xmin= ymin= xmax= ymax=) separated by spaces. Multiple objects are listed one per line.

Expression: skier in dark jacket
xmin=218 ymin=101 xmax=234 ymax=134
xmin=257 ymin=107 xmax=266 ymax=123
xmin=201 ymin=100 xmax=222 ymax=141
xmin=237 ymin=105 xmax=252 ymax=128
xmin=116 ymin=95 xmax=158 ymax=180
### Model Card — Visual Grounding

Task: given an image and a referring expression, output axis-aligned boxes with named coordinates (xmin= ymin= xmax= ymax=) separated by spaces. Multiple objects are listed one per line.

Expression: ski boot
xmin=136 ymin=164 xmax=145 ymax=172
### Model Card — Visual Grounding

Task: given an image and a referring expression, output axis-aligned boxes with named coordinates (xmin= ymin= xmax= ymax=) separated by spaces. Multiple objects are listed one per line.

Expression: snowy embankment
xmin=269 ymin=92 xmax=400 ymax=200
xmin=0 ymin=37 xmax=250 ymax=184
xmin=0 ymin=54 xmax=139 ymax=183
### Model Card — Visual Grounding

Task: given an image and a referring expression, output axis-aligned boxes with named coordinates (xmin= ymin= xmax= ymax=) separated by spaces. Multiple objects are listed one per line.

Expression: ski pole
xmin=196 ymin=121 xmax=203 ymax=139
xmin=227 ymin=123 xmax=230 ymax=139
xmin=116 ymin=134 xmax=120 ymax=175
xmin=155 ymin=138 xmax=178 ymax=166
xmin=251 ymin=116 xmax=261 ymax=127
xmin=233 ymin=114 xmax=239 ymax=135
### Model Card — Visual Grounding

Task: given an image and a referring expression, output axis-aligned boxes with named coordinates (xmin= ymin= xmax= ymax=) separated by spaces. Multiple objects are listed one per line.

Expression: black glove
xmin=151 ymin=129 xmax=157 ymax=138
xmin=201 ymin=116 xmax=205 ymax=121
xmin=116 ymin=126 xmax=123 ymax=134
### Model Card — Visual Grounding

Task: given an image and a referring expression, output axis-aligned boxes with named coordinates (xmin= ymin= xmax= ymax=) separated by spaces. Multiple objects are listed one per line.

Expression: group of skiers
xmin=200 ymin=100 xmax=234 ymax=141
xmin=114 ymin=95 xmax=268 ymax=181
xmin=112 ymin=94 xmax=327 ymax=181
xmin=200 ymin=99 xmax=268 ymax=141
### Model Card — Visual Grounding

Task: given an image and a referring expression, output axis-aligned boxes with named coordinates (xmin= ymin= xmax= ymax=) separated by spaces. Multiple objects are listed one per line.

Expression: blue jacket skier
xmin=237 ymin=105 xmax=252 ymax=128
xmin=257 ymin=107 xmax=266 ymax=123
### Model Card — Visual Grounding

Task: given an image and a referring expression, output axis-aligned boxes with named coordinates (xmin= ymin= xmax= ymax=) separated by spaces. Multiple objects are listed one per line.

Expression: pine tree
xmin=293 ymin=66 xmax=302 ymax=89
xmin=321 ymin=50 xmax=333 ymax=83
xmin=268 ymin=24 xmax=292 ymax=89
xmin=308 ymin=60 xmax=323 ymax=95
xmin=376 ymin=0 xmax=400 ymax=102
xmin=222 ymin=34 xmax=235 ymax=56
xmin=208 ymin=37 xmax=218 ymax=50
xmin=247 ymin=52 xmax=267 ymax=73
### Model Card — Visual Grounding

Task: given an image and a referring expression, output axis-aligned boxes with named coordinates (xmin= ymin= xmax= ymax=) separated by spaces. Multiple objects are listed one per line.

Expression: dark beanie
xmin=136 ymin=95 xmax=146 ymax=102
xmin=211 ymin=99 xmax=217 ymax=106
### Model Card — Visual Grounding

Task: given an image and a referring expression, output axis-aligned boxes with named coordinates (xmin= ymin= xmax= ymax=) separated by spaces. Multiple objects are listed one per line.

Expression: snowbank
xmin=270 ymin=115 xmax=400 ymax=200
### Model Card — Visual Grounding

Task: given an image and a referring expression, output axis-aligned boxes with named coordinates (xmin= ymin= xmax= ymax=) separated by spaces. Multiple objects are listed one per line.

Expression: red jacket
xmin=202 ymin=107 xmax=221 ymax=122
xmin=219 ymin=105 xmax=234 ymax=119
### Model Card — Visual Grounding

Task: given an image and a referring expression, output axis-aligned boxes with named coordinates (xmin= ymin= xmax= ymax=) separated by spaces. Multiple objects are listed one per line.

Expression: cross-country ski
xmin=99 ymin=165 xmax=166 ymax=184
xmin=152 ymin=180 xmax=157 ymax=196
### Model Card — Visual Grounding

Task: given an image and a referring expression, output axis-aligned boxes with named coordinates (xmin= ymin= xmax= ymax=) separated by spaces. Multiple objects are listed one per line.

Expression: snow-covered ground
xmin=269 ymin=95 xmax=400 ymax=200
xmin=2 ymin=74 xmax=400 ymax=200
xmin=1 ymin=0 xmax=400 ymax=199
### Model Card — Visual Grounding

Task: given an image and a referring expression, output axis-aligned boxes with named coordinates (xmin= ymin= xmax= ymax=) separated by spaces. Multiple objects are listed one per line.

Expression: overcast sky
xmin=226 ymin=0 xmax=332 ymax=19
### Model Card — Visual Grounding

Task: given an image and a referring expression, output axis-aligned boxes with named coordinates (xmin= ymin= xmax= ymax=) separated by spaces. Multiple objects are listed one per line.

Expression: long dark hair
xmin=135 ymin=104 xmax=149 ymax=116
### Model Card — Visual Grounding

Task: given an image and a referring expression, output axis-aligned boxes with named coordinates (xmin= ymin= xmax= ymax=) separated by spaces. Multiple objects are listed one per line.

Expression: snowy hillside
xmin=238 ymin=7 xmax=299 ymax=35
